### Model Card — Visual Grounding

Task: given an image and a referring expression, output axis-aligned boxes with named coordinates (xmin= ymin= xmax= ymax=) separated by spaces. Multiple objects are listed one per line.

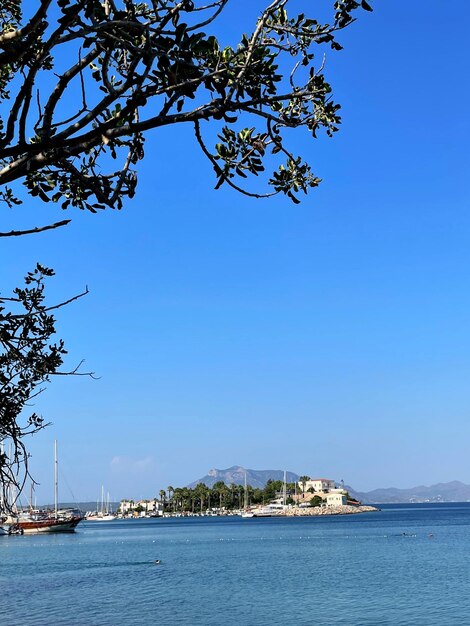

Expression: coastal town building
xmin=293 ymin=477 xmax=349 ymax=507
xmin=119 ymin=500 xmax=135 ymax=515
xmin=119 ymin=499 xmax=164 ymax=517
xmin=299 ymin=478 xmax=336 ymax=493
xmin=326 ymin=493 xmax=347 ymax=506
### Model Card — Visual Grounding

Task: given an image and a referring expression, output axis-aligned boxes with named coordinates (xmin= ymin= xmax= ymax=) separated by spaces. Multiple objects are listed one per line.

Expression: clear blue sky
xmin=2 ymin=1 xmax=470 ymax=503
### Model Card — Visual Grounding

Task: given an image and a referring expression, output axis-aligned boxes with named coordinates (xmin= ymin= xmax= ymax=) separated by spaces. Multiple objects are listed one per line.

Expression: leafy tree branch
xmin=0 ymin=264 xmax=91 ymax=509
xmin=0 ymin=0 xmax=372 ymax=216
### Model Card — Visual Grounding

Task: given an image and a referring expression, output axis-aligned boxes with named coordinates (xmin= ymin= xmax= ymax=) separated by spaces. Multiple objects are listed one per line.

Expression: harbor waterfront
xmin=2 ymin=503 xmax=470 ymax=626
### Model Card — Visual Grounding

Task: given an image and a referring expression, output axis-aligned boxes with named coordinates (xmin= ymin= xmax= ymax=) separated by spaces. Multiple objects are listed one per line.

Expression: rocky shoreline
xmin=283 ymin=504 xmax=379 ymax=516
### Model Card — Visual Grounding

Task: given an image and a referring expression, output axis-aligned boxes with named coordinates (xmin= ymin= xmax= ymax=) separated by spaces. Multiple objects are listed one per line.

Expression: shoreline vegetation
xmin=117 ymin=478 xmax=380 ymax=519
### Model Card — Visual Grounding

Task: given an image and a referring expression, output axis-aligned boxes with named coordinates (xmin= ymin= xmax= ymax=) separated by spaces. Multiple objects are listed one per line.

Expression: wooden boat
xmin=15 ymin=441 xmax=84 ymax=534
xmin=17 ymin=509 xmax=83 ymax=534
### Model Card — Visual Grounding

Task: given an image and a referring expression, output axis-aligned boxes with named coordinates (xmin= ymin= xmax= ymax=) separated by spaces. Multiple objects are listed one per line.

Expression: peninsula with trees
xmin=117 ymin=467 xmax=378 ymax=518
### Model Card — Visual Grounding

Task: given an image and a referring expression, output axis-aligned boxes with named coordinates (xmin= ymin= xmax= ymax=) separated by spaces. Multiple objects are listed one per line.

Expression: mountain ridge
xmin=187 ymin=466 xmax=300 ymax=489
xmin=189 ymin=468 xmax=470 ymax=503
xmin=349 ymin=480 xmax=470 ymax=504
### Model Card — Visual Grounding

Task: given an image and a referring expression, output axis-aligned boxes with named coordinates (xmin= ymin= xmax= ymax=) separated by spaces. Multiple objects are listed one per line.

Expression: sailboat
xmin=240 ymin=471 xmax=254 ymax=518
xmin=15 ymin=441 xmax=84 ymax=534
xmin=85 ymin=486 xmax=116 ymax=521
xmin=0 ymin=458 xmax=8 ymax=535
xmin=243 ymin=470 xmax=289 ymax=518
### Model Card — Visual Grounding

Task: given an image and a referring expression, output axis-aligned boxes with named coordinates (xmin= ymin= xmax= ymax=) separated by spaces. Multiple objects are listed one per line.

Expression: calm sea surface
xmin=2 ymin=503 xmax=470 ymax=625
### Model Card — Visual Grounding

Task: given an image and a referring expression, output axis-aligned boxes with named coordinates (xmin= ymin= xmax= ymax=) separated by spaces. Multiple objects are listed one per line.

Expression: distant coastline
xmin=188 ymin=467 xmax=470 ymax=505
xmin=37 ymin=479 xmax=470 ymax=509
xmin=350 ymin=480 xmax=470 ymax=504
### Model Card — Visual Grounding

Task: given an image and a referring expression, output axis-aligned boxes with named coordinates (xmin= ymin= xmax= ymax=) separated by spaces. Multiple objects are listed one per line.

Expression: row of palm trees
xmin=157 ymin=480 xmax=298 ymax=514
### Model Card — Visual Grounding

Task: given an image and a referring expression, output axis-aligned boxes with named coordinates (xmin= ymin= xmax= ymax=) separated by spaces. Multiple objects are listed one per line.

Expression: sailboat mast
xmin=54 ymin=440 xmax=59 ymax=518
xmin=8 ymin=442 xmax=17 ymax=512
xmin=244 ymin=471 xmax=248 ymax=509
xmin=283 ymin=469 xmax=287 ymax=506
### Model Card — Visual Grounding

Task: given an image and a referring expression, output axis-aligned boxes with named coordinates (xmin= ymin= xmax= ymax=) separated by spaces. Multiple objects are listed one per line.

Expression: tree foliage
xmin=0 ymin=0 xmax=372 ymax=221
xmin=0 ymin=265 xmax=88 ymax=509
xmin=167 ymin=479 xmax=299 ymax=512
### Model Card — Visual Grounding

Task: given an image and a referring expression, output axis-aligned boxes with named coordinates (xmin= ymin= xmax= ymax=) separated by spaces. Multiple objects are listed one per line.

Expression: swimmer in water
xmin=154 ymin=559 xmax=161 ymax=564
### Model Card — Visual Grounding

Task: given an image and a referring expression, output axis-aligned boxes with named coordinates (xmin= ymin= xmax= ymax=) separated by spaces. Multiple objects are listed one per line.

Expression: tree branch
xmin=0 ymin=0 xmax=53 ymax=46
xmin=0 ymin=219 xmax=71 ymax=237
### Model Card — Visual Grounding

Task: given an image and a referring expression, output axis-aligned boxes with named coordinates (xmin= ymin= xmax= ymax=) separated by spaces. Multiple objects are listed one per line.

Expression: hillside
xmin=349 ymin=480 xmax=470 ymax=504
xmin=188 ymin=466 xmax=300 ymax=489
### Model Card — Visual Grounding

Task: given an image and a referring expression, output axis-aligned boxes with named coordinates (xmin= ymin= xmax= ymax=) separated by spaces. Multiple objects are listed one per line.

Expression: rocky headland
xmin=283 ymin=504 xmax=379 ymax=516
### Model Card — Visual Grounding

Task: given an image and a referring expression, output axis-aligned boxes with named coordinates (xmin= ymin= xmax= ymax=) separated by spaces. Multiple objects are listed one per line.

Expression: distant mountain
xmin=348 ymin=481 xmax=470 ymax=504
xmin=188 ymin=466 xmax=300 ymax=489
xmin=37 ymin=501 xmax=120 ymax=512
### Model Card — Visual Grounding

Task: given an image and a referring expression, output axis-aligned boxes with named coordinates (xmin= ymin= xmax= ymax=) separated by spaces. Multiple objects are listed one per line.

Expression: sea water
xmin=2 ymin=503 xmax=470 ymax=625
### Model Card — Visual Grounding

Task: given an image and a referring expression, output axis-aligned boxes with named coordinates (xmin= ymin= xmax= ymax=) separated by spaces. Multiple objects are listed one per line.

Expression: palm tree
xmin=159 ymin=489 xmax=166 ymax=511
xmin=299 ymin=475 xmax=311 ymax=495
xmin=194 ymin=483 xmax=208 ymax=513
xmin=239 ymin=485 xmax=245 ymax=509
xmin=212 ymin=481 xmax=226 ymax=511
xmin=181 ymin=487 xmax=191 ymax=513
xmin=173 ymin=487 xmax=183 ymax=512
xmin=191 ymin=490 xmax=195 ymax=514
xmin=219 ymin=484 xmax=229 ymax=510
xmin=229 ymin=483 xmax=237 ymax=509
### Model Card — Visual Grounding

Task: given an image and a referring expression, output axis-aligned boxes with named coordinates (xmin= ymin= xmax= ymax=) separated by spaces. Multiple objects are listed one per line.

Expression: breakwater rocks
xmin=284 ymin=505 xmax=379 ymax=517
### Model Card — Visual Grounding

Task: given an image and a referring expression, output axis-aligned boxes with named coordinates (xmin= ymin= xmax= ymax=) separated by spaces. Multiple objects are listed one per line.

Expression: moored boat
xmin=16 ymin=508 xmax=84 ymax=534
xmin=241 ymin=470 xmax=290 ymax=518
xmin=85 ymin=486 xmax=116 ymax=521
xmin=14 ymin=441 xmax=84 ymax=534
xmin=85 ymin=512 xmax=116 ymax=522
xmin=240 ymin=471 xmax=255 ymax=518
xmin=251 ymin=503 xmax=285 ymax=517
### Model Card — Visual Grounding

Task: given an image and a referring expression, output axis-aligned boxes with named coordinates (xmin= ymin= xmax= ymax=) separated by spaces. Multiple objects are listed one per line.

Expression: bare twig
xmin=0 ymin=220 xmax=71 ymax=237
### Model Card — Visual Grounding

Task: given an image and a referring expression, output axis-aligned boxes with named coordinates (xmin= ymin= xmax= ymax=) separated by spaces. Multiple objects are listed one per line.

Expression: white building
xmin=119 ymin=498 xmax=164 ymax=517
xmin=326 ymin=493 xmax=347 ymax=506
xmin=299 ymin=478 xmax=336 ymax=493
xmin=119 ymin=500 xmax=135 ymax=515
